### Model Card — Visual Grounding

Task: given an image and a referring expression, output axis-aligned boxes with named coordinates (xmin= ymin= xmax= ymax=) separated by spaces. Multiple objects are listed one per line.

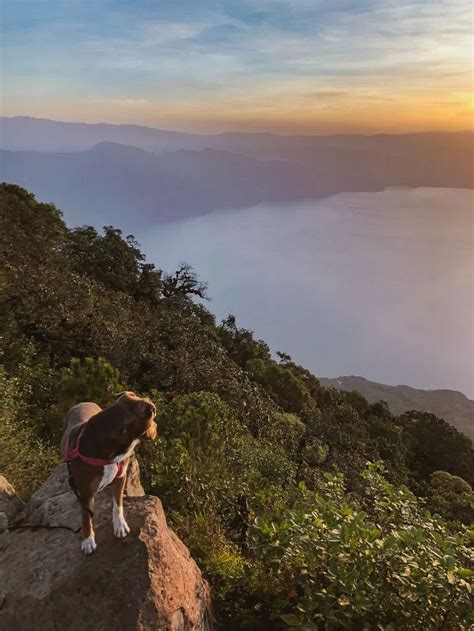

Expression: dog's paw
xmin=113 ymin=515 xmax=130 ymax=538
xmin=81 ymin=535 xmax=97 ymax=555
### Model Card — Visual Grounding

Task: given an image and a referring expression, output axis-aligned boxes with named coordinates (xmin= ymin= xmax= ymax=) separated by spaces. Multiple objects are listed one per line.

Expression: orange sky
xmin=2 ymin=1 xmax=473 ymax=134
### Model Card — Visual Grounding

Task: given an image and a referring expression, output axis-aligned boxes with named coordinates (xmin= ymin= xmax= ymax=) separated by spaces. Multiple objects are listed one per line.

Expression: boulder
xmin=126 ymin=455 xmax=145 ymax=497
xmin=16 ymin=455 xmax=144 ymax=531
xmin=0 ymin=464 xmax=211 ymax=631
xmin=0 ymin=475 xmax=24 ymax=532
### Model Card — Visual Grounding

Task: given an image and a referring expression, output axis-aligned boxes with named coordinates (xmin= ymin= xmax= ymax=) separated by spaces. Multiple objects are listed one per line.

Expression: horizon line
xmin=2 ymin=114 xmax=473 ymax=139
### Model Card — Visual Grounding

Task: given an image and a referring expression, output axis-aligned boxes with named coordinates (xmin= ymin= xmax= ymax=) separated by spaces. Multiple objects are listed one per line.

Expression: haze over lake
xmin=137 ymin=187 xmax=474 ymax=398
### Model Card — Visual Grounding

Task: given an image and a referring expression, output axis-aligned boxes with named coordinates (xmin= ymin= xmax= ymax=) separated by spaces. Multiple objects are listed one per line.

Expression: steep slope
xmin=320 ymin=376 xmax=474 ymax=439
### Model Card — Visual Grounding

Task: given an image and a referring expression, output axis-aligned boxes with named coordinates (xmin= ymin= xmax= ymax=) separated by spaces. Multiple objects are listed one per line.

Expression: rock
xmin=126 ymin=455 xmax=145 ymax=497
xmin=15 ymin=464 xmax=80 ymax=530
xmin=0 ymin=475 xmax=24 ymax=531
xmin=0 ymin=512 xmax=8 ymax=533
xmin=0 ymin=465 xmax=211 ymax=630
xmin=16 ymin=456 xmax=144 ymax=531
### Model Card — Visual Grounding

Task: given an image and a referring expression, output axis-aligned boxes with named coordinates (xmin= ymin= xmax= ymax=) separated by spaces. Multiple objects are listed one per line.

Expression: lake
xmin=137 ymin=187 xmax=474 ymax=397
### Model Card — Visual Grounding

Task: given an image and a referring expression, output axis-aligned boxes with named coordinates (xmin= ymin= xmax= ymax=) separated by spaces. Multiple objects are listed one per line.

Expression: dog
xmin=61 ymin=391 xmax=157 ymax=554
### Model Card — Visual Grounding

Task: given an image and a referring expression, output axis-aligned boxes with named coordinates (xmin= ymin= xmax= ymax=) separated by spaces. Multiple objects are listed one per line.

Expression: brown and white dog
xmin=60 ymin=391 xmax=157 ymax=554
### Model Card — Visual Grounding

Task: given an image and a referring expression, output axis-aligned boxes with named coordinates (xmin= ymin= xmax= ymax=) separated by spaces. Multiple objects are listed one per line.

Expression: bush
xmin=0 ymin=368 xmax=58 ymax=497
xmin=46 ymin=357 xmax=124 ymax=437
xmin=428 ymin=470 xmax=474 ymax=524
xmin=250 ymin=464 xmax=474 ymax=630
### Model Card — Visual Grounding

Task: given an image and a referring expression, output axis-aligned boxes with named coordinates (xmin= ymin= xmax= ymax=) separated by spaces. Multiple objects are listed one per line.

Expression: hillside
xmin=2 ymin=117 xmax=474 ymax=167
xmin=1 ymin=183 xmax=473 ymax=629
xmin=0 ymin=143 xmax=313 ymax=227
xmin=0 ymin=116 xmax=204 ymax=153
xmin=320 ymin=376 xmax=474 ymax=439
xmin=1 ymin=118 xmax=473 ymax=228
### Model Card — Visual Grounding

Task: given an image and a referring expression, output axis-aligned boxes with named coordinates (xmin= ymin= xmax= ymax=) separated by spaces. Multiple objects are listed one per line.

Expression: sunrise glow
xmin=1 ymin=0 xmax=473 ymax=133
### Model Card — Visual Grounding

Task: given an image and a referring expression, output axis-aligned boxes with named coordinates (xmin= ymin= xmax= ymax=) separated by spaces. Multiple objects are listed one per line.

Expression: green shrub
xmin=428 ymin=470 xmax=474 ymax=524
xmin=0 ymin=368 xmax=58 ymax=497
xmin=250 ymin=464 xmax=474 ymax=630
xmin=46 ymin=357 xmax=124 ymax=437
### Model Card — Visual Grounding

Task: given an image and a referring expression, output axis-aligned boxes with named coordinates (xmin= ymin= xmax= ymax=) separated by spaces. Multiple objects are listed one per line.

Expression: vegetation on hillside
xmin=1 ymin=183 xmax=473 ymax=629
xmin=320 ymin=376 xmax=474 ymax=440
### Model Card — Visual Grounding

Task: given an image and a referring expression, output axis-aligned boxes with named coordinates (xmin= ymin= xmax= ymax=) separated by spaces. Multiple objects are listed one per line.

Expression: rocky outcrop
xmin=0 ymin=463 xmax=211 ymax=630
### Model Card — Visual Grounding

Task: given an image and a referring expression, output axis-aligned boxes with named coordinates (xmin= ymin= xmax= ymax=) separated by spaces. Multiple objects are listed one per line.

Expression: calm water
xmin=137 ymin=187 xmax=474 ymax=397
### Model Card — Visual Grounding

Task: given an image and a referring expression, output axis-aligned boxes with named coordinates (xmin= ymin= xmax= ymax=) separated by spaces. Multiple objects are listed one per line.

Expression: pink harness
xmin=63 ymin=427 xmax=125 ymax=477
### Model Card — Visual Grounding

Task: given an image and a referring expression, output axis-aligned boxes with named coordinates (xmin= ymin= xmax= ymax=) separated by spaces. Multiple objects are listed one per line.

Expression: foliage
xmin=0 ymin=367 xmax=58 ymax=497
xmin=251 ymin=464 xmax=474 ymax=630
xmin=46 ymin=357 xmax=125 ymax=439
xmin=400 ymin=411 xmax=473 ymax=488
xmin=428 ymin=471 xmax=474 ymax=525
xmin=162 ymin=261 xmax=208 ymax=299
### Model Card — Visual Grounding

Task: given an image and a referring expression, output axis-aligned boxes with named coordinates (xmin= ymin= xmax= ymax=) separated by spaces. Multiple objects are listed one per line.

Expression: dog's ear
xmin=113 ymin=391 xmax=136 ymax=401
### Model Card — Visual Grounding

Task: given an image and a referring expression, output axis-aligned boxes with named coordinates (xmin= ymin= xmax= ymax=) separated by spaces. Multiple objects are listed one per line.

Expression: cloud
xmin=88 ymin=98 xmax=153 ymax=108
xmin=2 ymin=0 xmax=472 ymax=132
xmin=302 ymin=90 xmax=396 ymax=102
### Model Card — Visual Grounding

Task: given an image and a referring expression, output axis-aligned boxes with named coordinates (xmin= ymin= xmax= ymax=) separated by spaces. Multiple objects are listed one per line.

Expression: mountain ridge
xmin=2 ymin=115 xmax=473 ymax=154
xmin=319 ymin=375 xmax=474 ymax=439
xmin=3 ymin=115 xmax=473 ymax=138
xmin=0 ymin=143 xmax=314 ymax=228
xmin=1 ymin=126 xmax=472 ymax=230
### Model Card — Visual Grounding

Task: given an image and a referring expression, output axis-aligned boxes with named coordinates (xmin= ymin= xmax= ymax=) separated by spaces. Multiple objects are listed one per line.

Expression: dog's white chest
xmin=98 ymin=464 xmax=118 ymax=491
xmin=97 ymin=440 xmax=140 ymax=492
xmin=113 ymin=439 xmax=139 ymax=464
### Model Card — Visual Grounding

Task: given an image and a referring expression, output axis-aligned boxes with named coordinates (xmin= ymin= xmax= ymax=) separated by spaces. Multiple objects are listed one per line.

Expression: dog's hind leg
xmin=111 ymin=470 xmax=130 ymax=538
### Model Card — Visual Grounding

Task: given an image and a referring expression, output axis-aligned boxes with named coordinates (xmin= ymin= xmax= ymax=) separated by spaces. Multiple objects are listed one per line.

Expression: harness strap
xmin=63 ymin=427 xmax=116 ymax=467
xmin=63 ymin=428 xmax=125 ymax=516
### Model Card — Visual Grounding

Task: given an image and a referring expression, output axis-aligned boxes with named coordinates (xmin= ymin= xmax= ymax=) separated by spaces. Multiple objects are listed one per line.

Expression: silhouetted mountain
xmin=0 ymin=116 xmax=203 ymax=153
xmin=2 ymin=117 xmax=473 ymax=173
xmin=0 ymin=142 xmax=315 ymax=227
xmin=319 ymin=376 xmax=474 ymax=439
xmin=1 ymin=120 xmax=473 ymax=227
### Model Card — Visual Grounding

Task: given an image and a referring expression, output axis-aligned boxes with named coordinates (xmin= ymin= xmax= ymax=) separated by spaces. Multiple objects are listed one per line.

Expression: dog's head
xmin=113 ymin=391 xmax=157 ymax=441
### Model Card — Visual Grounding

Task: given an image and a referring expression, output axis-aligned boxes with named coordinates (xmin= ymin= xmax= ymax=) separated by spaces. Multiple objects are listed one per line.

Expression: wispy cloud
xmin=1 ymin=0 xmax=472 ymax=132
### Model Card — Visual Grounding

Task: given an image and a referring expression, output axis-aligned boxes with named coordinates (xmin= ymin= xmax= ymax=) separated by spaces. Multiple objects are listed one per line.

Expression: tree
xmin=428 ymin=471 xmax=474 ymax=524
xmin=46 ymin=357 xmax=124 ymax=437
xmin=401 ymin=411 xmax=474 ymax=487
xmin=162 ymin=262 xmax=208 ymax=299
xmin=65 ymin=225 xmax=147 ymax=294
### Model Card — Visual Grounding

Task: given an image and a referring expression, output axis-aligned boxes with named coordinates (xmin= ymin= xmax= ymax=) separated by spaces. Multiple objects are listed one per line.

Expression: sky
xmin=1 ymin=0 xmax=473 ymax=133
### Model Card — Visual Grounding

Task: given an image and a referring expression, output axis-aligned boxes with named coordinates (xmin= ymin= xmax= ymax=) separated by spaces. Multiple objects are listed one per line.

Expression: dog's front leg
xmin=80 ymin=496 xmax=96 ymax=554
xmin=111 ymin=472 xmax=130 ymax=538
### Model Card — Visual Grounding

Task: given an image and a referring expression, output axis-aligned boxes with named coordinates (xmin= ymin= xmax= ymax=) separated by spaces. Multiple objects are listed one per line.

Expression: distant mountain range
xmin=319 ymin=376 xmax=474 ymax=439
xmin=0 ymin=142 xmax=319 ymax=227
xmin=0 ymin=116 xmax=473 ymax=228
